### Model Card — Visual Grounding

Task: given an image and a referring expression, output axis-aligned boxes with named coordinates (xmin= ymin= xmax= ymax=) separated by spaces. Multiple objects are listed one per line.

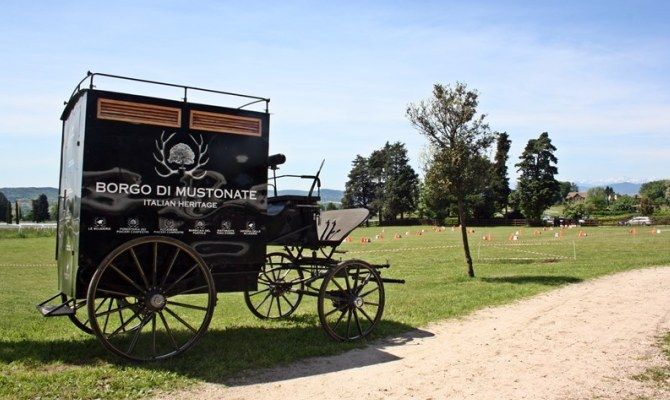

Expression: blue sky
xmin=1 ymin=1 xmax=669 ymax=190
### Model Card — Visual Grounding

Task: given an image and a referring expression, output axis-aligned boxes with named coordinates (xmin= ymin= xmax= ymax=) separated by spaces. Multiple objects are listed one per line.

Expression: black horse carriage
xmin=38 ymin=73 xmax=403 ymax=361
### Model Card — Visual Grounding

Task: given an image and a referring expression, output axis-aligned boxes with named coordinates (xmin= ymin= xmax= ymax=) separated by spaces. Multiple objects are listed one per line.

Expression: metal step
xmin=37 ymin=303 xmax=75 ymax=317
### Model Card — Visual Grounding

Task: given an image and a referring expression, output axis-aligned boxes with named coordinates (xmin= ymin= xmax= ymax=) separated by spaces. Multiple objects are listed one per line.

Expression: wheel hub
xmin=147 ymin=293 xmax=166 ymax=311
xmin=353 ymin=296 xmax=364 ymax=308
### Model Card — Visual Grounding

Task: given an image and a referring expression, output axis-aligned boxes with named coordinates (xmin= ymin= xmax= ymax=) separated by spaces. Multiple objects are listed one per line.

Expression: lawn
xmin=1 ymin=225 xmax=669 ymax=399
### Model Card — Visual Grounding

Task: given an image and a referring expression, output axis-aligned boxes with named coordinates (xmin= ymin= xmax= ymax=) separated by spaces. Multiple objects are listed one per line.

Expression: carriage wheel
xmin=87 ymin=236 xmax=216 ymax=361
xmin=244 ymin=252 xmax=304 ymax=319
xmin=317 ymin=260 xmax=385 ymax=341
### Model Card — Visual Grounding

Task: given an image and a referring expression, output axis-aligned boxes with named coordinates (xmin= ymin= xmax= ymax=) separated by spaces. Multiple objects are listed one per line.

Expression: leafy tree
xmin=515 ymin=132 xmax=560 ymax=223
xmin=5 ymin=204 xmax=11 ymax=224
xmin=342 ymin=155 xmax=375 ymax=211
xmin=639 ymin=197 xmax=655 ymax=215
xmin=563 ymin=201 xmax=593 ymax=220
xmin=32 ymin=194 xmax=50 ymax=222
xmin=325 ymin=202 xmax=338 ymax=211
xmin=611 ymin=195 xmax=636 ymax=213
xmin=418 ymin=169 xmax=456 ymax=222
xmin=586 ymin=187 xmax=608 ymax=211
xmin=381 ymin=142 xmax=419 ymax=220
xmin=491 ymin=132 xmax=511 ymax=214
xmin=14 ymin=201 xmax=20 ymax=224
xmin=407 ymin=82 xmax=494 ymax=277
xmin=639 ymin=180 xmax=669 ymax=205
xmin=507 ymin=190 xmax=525 ymax=219
xmin=0 ymin=192 xmax=10 ymax=224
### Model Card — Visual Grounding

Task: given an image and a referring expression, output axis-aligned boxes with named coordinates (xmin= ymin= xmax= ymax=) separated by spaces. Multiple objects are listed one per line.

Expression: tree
xmin=342 ymin=155 xmax=375 ymax=211
xmin=639 ymin=180 xmax=669 ymax=206
xmin=0 ymin=192 xmax=10 ymax=224
xmin=14 ymin=201 xmax=20 ymax=224
xmin=407 ymin=82 xmax=494 ymax=277
xmin=491 ymin=132 xmax=511 ymax=214
xmin=325 ymin=202 xmax=338 ymax=211
xmin=639 ymin=197 xmax=655 ymax=215
xmin=586 ymin=187 xmax=608 ymax=211
xmin=32 ymin=194 xmax=50 ymax=223
xmin=611 ymin=195 xmax=636 ymax=213
xmin=515 ymin=132 xmax=560 ymax=223
xmin=381 ymin=142 xmax=419 ymax=220
xmin=5 ymin=203 xmax=11 ymax=224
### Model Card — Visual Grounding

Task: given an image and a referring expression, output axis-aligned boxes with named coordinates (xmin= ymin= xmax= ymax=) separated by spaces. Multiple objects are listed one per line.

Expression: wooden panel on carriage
xmin=58 ymin=89 xmax=270 ymax=298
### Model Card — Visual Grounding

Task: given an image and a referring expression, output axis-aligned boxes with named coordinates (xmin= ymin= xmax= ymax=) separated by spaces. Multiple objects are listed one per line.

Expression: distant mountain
xmin=576 ymin=182 xmax=641 ymax=195
xmin=0 ymin=187 xmax=59 ymax=204
xmin=0 ymin=186 xmax=344 ymax=205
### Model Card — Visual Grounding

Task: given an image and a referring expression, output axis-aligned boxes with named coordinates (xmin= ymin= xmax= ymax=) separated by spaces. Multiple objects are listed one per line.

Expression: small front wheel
xmin=317 ymin=260 xmax=385 ymax=341
xmin=244 ymin=252 xmax=304 ymax=319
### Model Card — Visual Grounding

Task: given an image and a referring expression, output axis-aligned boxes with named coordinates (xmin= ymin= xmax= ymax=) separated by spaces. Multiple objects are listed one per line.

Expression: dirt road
xmin=163 ymin=267 xmax=670 ymax=399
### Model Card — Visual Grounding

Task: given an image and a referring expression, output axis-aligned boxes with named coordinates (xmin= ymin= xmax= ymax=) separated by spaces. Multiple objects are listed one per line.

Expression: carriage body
xmin=57 ymin=87 xmax=270 ymax=299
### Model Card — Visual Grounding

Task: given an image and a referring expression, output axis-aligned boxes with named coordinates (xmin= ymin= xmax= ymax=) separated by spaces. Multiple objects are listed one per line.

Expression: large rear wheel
xmin=87 ymin=236 xmax=216 ymax=361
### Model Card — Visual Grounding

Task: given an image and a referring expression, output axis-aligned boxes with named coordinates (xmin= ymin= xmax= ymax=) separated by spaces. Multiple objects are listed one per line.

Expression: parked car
xmin=625 ymin=216 xmax=652 ymax=226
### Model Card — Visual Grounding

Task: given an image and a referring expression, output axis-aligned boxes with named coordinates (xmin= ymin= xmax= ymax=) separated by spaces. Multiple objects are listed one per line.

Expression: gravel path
xmin=161 ymin=267 xmax=670 ymax=400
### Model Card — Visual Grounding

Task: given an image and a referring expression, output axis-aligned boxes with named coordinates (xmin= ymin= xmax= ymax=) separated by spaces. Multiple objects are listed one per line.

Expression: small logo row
xmin=89 ymin=217 xmax=260 ymax=236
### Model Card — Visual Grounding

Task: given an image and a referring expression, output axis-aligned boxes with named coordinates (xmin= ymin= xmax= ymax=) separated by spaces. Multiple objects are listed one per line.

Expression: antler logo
xmin=154 ymin=131 xmax=209 ymax=179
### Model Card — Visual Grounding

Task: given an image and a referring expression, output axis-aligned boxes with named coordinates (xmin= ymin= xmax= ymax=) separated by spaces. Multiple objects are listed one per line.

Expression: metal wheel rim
xmin=317 ymin=260 xmax=385 ymax=341
xmin=87 ymin=236 xmax=216 ymax=362
xmin=244 ymin=252 xmax=304 ymax=319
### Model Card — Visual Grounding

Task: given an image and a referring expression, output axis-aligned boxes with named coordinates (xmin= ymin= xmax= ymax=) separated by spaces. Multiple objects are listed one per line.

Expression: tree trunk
xmin=457 ymin=198 xmax=475 ymax=277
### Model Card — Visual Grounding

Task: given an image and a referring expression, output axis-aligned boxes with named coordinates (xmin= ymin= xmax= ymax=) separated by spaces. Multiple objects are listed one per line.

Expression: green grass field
xmin=1 ymin=225 xmax=669 ymax=399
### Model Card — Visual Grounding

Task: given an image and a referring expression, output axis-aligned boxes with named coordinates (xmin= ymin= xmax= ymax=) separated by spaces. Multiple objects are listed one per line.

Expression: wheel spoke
xmin=352 ymin=308 xmax=363 ymax=337
xmin=164 ymin=306 xmax=197 ymax=333
xmin=358 ymin=306 xmax=374 ymax=324
xmin=331 ymin=277 xmax=346 ymax=292
xmin=280 ymin=293 xmax=295 ymax=310
xmin=359 ymin=286 xmax=379 ymax=298
xmin=168 ymin=284 xmax=208 ymax=296
xmin=346 ymin=309 xmax=352 ymax=338
xmin=255 ymin=292 xmax=272 ymax=311
xmin=151 ymin=314 xmax=157 ymax=357
xmin=344 ymin=268 xmax=352 ymax=292
xmin=276 ymin=295 xmax=283 ymax=316
xmin=160 ymin=248 xmax=180 ymax=287
xmin=159 ymin=311 xmax=179 ymax=350
xmin=127 ymin=314 xmax=152 ymax=354
xmin=109 ymin=263 xmax=147 ymax=295
xmin=129 ymin=247 xmax=150 ymax=289
xmin=107 ymin=310 xmax=141 ymax=339
xmin=103 ymin=298 xmax=113 ymax=334
xmin=163 ymin=264 xmax=199 ymax=294
xmin=266 ymin=296 xmax=275 ymax=318
xmin=167 ymin=300 xmax=209 ymax=312
xmin=95 ymin=302 xmax=135 ymax=317
xmin=152 ymin=242 xmax=158 ymax=287
xmin=325 ymin=304 xmax=345 ymax=317
xmin=248 ymin=287 xmax=270 ymax=297
xmin=332 ymin=309 xmax=347 ymax=331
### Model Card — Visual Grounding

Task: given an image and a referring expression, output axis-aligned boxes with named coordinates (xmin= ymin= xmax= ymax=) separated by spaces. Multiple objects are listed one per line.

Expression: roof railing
xmin=67 ymin=71 xmax=270 ymax=112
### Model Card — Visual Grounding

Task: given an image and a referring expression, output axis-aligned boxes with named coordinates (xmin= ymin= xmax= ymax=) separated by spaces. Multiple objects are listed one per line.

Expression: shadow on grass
xmin=0 ymin=318 xmax=430 ymax=385
xmin=481 ymin=275 xmax=583 ymax=286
